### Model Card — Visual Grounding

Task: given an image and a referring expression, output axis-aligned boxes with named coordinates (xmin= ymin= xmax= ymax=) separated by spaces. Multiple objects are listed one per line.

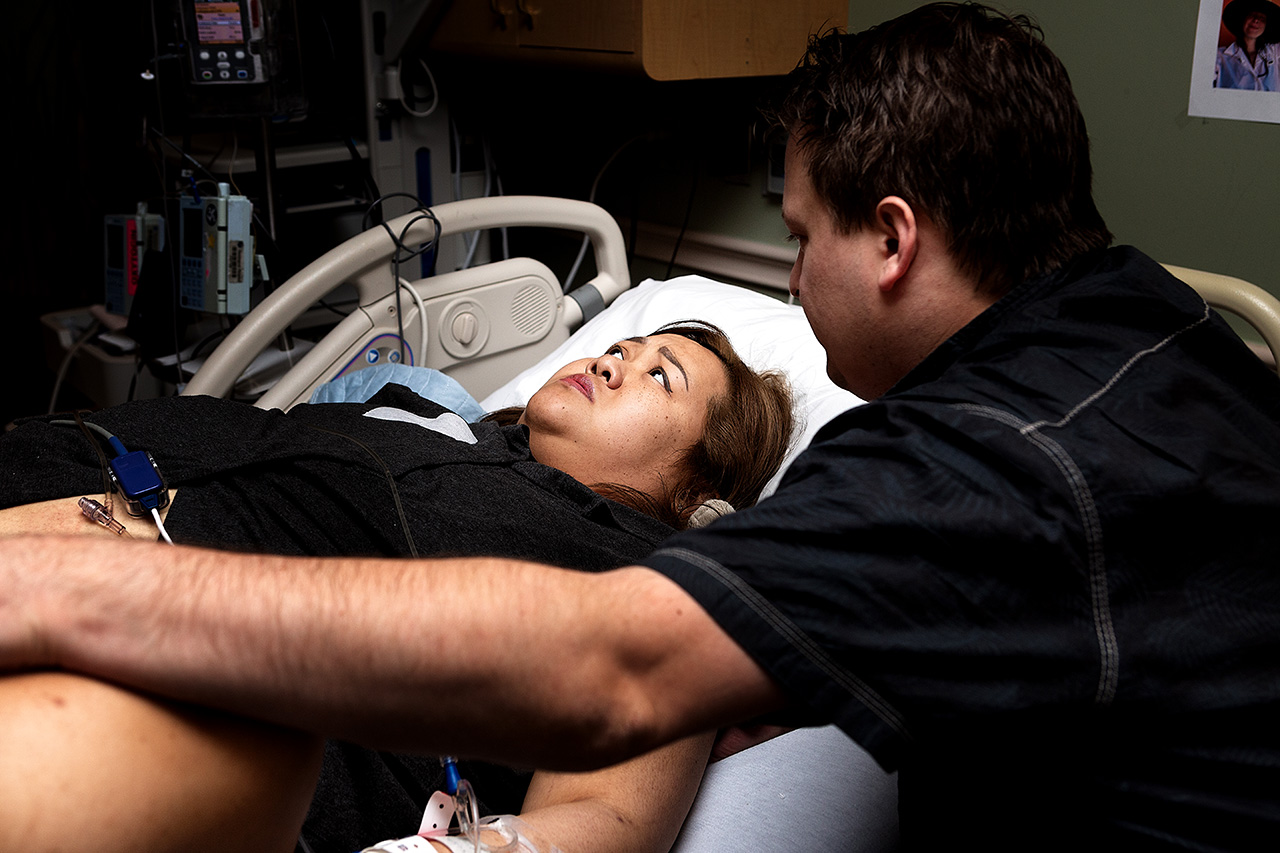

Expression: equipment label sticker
xmin=229 ymin=241 xmax=244 ymax=282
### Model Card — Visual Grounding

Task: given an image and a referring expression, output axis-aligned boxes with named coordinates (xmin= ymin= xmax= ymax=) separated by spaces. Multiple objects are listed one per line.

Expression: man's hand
xmin=710 ymin=724 xmax=793 ymax=762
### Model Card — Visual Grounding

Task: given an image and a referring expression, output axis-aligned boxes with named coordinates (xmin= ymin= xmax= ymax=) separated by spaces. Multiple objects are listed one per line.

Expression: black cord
xmin=146 ymin=0 xmax=168 ymax=139
xmin=127 ymin=359 xmax=143 ymax=403
xmin=150 ymin=127 xmax=217 ymax=181
xmin=316 ymin=295 xmax=358 ymax=318
xmin=666 ymin=165 xmax=701 ymax=280
xmin=190 ymin=328 xmax=232 ymax=359
xmin=343 ymin=136 xmax=382 ymax=211
xmin=299 ymin=423 xmax=419 ymax=558
xmin=361 ymin=194 xmax=442 ymax=364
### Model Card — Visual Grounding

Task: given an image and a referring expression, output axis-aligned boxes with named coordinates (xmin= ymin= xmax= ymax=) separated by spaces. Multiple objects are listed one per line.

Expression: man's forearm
xmin=3 ymin=535 xmax=782 ymax=769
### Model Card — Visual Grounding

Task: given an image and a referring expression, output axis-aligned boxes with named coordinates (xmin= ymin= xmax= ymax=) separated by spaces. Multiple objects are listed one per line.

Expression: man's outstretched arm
xmin=3 ymin=535 xmax=785 ymax=770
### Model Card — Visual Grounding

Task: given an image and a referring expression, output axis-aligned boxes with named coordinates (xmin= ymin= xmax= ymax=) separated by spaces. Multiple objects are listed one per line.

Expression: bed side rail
xmin=183 ymin=197 xmax=629 ymax=401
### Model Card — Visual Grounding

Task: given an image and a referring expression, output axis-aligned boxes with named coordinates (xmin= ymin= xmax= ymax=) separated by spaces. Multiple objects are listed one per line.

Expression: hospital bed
xmin=183 ymin=194 xmax=864 ymax=495
xmin=181 ymin=196 xmax=1279 ymax=853
xmin=1161 ymin=263 xmax=1280 ymax=375
xmin=182 ymin=195 xmax=897 ymax=852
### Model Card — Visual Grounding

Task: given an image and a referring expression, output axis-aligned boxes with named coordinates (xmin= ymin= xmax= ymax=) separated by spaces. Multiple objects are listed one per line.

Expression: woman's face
xmin=1243 ymin=11 xmax=1268 ymax=40
xmin=520 ymin=334 xmax=729 ymax=500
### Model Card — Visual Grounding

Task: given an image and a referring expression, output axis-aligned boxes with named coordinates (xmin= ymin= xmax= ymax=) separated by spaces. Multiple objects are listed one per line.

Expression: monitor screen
xmin=194 ymin=1 xmax=246 ymax=45
xmin=182 ymin=206 xmax=204 ymax=257
xmin=106 ymin=223 xmax=124 ymax=269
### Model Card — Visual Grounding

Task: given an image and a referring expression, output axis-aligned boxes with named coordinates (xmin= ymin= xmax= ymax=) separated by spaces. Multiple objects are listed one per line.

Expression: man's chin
xmin=825 ymin=361 xmax=850 ymax=391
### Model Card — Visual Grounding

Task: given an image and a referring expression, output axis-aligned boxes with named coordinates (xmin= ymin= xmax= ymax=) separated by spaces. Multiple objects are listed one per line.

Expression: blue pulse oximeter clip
xmin=106 ymin=436 xmax=170 ymax=518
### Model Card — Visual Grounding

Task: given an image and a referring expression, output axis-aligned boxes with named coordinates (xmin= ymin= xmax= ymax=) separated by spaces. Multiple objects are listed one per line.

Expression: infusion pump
xmin=184 ymin=0 xmax=266 ymax=84
xmin=179 ymin=183 xmax=254 ymax=315
xmin=104 ymin=205 xmax=166 ymax=316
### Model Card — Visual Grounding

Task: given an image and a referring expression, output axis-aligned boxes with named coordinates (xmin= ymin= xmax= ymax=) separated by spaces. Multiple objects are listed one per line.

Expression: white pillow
xmin=480 ymin=276 xmax=864 ymax=498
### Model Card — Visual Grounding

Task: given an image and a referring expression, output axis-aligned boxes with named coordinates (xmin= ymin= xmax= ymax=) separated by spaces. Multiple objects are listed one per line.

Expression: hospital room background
xmin=3 ymin=0 xmax=1276 ymax=430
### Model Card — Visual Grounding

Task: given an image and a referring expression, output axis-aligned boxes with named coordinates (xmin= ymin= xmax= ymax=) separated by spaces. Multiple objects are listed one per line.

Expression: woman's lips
xmin=562 ymin=374 xmax=594 ymax=401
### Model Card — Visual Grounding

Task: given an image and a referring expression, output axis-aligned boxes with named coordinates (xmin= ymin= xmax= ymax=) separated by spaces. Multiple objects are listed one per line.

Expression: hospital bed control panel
xmin=325 ymin=262 xmax=567 ymax=405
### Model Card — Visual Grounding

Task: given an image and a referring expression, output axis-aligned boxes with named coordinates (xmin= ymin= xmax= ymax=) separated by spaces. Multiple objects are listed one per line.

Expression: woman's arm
xmin=514 ymin=732 xmax=714 ymax=853
xmin=0 ymin=494 xmax=172 ymax=539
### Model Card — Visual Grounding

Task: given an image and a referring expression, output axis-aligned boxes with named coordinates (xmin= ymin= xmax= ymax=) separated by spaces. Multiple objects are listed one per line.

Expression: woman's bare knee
xmin=0 ymin=671 xmax=324 ymax=853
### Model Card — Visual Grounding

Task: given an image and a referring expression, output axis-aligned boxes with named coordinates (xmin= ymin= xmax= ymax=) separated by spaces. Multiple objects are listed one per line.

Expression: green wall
xmin=692 ymin=0 xmax=1279 ymax=300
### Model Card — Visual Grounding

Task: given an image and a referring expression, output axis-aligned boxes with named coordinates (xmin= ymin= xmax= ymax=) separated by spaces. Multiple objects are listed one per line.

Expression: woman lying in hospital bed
xmin=0 ymin=278 xmax=899 ymax=853
xmin=0 ymin=317 xmax=792 ymax=853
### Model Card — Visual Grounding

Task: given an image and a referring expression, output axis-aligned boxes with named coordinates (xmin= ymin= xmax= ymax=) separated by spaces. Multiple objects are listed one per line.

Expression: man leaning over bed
xmin=4 ymin=4 xmax=1279 ymax=850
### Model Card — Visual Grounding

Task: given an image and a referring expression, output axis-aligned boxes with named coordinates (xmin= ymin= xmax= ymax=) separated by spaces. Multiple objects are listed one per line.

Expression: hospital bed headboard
xmin=1162 ymin=263 xmax=1280 ymax=376
xmin=183 ymin=196 xmax=630 ymax=410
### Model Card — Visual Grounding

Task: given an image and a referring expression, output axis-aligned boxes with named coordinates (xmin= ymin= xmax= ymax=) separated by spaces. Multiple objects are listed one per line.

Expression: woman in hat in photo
xmin=1215 ymin=0 xmax=1280 ymax=90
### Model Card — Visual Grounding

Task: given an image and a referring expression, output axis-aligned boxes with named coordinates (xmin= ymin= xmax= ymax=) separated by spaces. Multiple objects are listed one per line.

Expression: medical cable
xmin=665 ymin=162 xmax=700 ymax=280
xmin=362 ymin=194 xmax=441 ymax=364
xmin=343 ymin=136 xmax=383 ymax=215
xmin=127 ymin=359 xmax=145 ymax=403
xmin=458 ymin=131 xmax=496 ymax=271
xmin=494 ymin=170 xmax=510 ymax=260
xmin=226 ymin=130 xmax=244 ymax=197
xmin=451 ymin=119 xmax=467 ymax=265
xmin=399 ymin=279 xmax=430 ymax=365
xmin=299 ymin=423 xmax=420 ymax=558
xmin=151 ymin=506 xmax=175 ymax=545
xmin=564 ymin=134 xmax=646 ymax=293
xmin=69 ymin=412 xmax=117 ymax=513
xmin=51 ymin=419 xmax=170 ymax=519
xmin=474 ymin=141 xmax=509 ymax=264
xmin=72 ymin=411 xmax=126 ymax=532
xmin=398 ymin=57 xmax=440 ymax=118
xmin=48 ymin=319 xmax=103 ymax=414
xmin=52 ymin=417 xmax=114 ymax=445
xmin=390 ymin=210 xmax=436 ymax=364
xmin=451 ymin=120 xmax=498 ymax=271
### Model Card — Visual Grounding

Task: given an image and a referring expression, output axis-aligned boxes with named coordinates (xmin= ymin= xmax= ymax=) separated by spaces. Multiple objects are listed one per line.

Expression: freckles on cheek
xmin=645 ymin=416 xmax=674 ymax=453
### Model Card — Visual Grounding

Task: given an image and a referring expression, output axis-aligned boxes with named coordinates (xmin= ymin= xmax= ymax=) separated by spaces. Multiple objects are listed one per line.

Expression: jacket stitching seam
xmin=651 ymin=545 xmax=913 ymax=742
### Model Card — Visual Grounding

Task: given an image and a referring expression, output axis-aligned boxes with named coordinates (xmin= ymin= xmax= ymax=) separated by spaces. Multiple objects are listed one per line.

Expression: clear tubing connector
xmin=78 ymin=497 xmax=127 ymax=535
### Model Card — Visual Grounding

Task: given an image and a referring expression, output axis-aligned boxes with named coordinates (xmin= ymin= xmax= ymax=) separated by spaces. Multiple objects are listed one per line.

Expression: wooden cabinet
xmin=429 ymin=0 xmax=846 ymax=80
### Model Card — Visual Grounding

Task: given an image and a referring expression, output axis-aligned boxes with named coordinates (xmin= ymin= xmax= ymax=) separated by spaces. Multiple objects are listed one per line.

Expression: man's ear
xmin=873 ymin=196 xmax=918 ymax=293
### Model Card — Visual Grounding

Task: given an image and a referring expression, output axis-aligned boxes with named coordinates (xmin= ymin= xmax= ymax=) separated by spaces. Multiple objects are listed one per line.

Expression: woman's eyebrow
xmin=658 ymin=346 xmax=690 ymax=391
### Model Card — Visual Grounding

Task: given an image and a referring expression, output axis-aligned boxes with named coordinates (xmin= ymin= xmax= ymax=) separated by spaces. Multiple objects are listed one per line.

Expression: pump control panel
xmin=185 ymin=0 xmax=265 ymax=83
